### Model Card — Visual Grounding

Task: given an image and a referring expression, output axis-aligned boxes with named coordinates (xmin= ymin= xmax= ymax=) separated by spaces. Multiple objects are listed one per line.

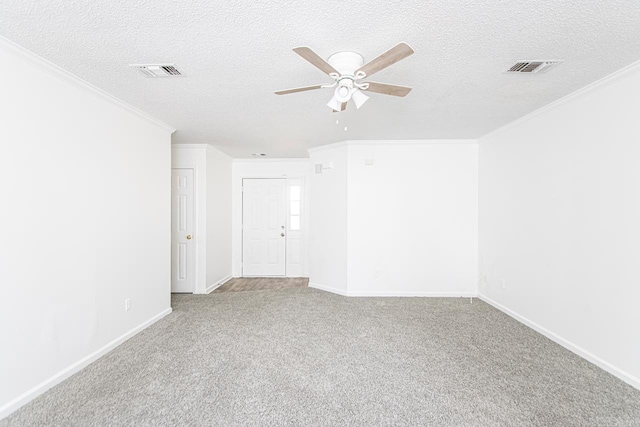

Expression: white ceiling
xmin=2 ymin=1 xmax=640 ymax=158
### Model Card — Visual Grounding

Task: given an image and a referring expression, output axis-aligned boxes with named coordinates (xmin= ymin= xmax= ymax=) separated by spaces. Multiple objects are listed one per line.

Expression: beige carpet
xmin=3 ymin=288 xmax=640 ymax=426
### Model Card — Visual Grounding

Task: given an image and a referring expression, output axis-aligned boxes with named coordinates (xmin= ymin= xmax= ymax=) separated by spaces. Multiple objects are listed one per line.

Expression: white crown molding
xmin=307 ymin=140 xmax=350 ymax=153
xmin=172 ymin=144 xmax=234 ymax=163
xmin=172 ymin=143 xmax=208 ymax=150
xmin=345 ymin=139 xmax=478 ymax=146
xmin=307 ymin=139 xmax=477 ymax=154
xmin=0 ymin=35 xmax=176 ymax=134
xmin=480 ymin=59 xmax=640 ymax=141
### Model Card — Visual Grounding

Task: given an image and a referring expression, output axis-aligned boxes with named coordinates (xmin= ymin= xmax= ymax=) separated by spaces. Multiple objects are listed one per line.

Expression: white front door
xmin=242 ymin=178 xmax=286 ymax=276
xmin=171 ymin=168 xmax=195 ymax=293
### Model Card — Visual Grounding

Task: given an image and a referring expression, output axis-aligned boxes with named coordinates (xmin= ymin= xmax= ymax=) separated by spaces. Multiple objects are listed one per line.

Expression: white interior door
xmin=171 ymin=168 xmax=195 ymax=293
xmin=242 ymin=178 xmax=286 ymax=276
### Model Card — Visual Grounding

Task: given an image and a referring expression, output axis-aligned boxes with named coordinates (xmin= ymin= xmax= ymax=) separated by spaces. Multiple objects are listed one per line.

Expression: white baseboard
xmin=206 ymin=274 xmax=232 ymax=294
xmin=479 ymin=294 xmax=640 ymax=391
xmin=309 ymin=282 xmax=477 ymax=298
xmin=0 ymin=307 xmax=173 ymax=420
xmin=309 ymin=282 xmax=349 ymax=296
xmin=347 ymin=290 xmax=477 ymax=297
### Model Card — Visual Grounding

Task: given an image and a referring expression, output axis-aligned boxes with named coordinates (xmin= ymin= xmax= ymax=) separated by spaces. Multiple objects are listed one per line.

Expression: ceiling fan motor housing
xmin=327 ymin=52 xmax=365 ymax=76
xmin=328 ymin=52 xmax=365 ymax=104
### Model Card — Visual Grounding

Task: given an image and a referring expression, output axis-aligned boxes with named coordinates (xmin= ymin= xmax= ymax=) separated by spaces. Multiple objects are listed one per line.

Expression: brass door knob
xmin=186 ymin=235 xmax=192 ymax=240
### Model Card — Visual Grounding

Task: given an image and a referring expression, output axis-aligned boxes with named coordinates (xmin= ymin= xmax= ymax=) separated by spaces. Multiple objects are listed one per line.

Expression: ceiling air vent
xmin=506 ymin=60 xmax=563 ymax=74
xmin=130 ymin=64 xmax=184 ymax=77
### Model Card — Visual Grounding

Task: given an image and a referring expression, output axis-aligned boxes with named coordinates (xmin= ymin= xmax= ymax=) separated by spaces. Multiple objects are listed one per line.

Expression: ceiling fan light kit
xmin=351 ymin=89 xmax=369 ymax=109
xmin=275 ymin=42 xmax=414 ymax=112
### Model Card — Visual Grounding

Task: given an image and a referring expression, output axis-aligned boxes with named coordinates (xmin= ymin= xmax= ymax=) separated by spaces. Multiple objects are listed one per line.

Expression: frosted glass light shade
xmin=352 ymin=89 xmax=369 ymax=109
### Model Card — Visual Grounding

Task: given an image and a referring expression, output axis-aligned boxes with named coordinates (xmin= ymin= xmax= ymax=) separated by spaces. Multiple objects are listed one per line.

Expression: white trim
xmin=171 ymin=146 xmax=208 ymax=294
xmin=309 ymin=282 xmax=476 ymax=298
xmin=172 ymin=144 xmax=208 ymax=150
xmin=0 ymin=307 xmax=172 ymax=419
xmin=206 ymin=274 xmax=232 ymax=294
xmin=171 ymin=166 xmax=205 ymax=294
xmin=344 ymin=139 xmax=477 ymax=146
xmin=237 ymin=176 xmax=308 ymax=278
xmin=479 ymin=294 xmax=640 ymax=391
xmin=192 ymin=165 xmax=206 ymax=294
xmin=232 ymin=158 xmax=311 ymax=163
xmin=237 ymin=174 xmax=306 ymax=179
xmin=309 ymin=282 xmax=349 ymax=296
xmin=285 ymin=177 xmax=306 ymax=278
xmin=307 ymin=139 xmax=477 ymax=154
xmin=241 ymin=177 xmax=289 ymax=277
xmin=307 ymin=140 xmax=348 ymax=153
xmin=0 ymin=35 xmax=175 ymax=134
xmin=480 ymin=59 xmax=640 ymax=140
xmin=347 ymin=290 xmax=478 ymax=297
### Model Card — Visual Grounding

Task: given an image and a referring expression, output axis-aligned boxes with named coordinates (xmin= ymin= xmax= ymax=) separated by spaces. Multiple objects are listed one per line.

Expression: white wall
xmin=478 ymin=61 xmax=640 ymax=389
xmin=308 ymin=141 xmax=478 ymax=296
xmin=347 ymin=142 xmax=478 ymax=296
xmin=206 ymin=146 xmax=232 ymax=290
xmin=308 ymin=145 xmax=350 ymax=294
xmin=0 ymin=38 xmax=174 ymax=417
xmin=231 ymin=159 xmax=311 ymax=277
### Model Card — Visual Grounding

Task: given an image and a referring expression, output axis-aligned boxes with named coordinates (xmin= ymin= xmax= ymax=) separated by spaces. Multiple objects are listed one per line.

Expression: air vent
xmin=129 ymin=64 xmax=184 ymax=77
xmin=506 ymin=60 xmax=563 ymax=74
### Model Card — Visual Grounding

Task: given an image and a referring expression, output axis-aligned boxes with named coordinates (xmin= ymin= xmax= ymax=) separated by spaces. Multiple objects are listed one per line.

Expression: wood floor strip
xmin=214 ymin=278 xmax=309 ymax=293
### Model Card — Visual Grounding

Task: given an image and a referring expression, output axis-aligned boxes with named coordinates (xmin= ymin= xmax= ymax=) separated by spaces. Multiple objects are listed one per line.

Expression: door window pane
xmin=290 ymin=200 xmax=300 ymax=215
xmin=290 ymin=216 xmax=300 ymax=231
xmin=290 ymin=185 xmax=301 ymax=201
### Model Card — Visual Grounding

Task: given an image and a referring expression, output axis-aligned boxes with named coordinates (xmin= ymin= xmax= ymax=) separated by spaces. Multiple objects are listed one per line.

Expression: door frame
xmin=172 ymin=144 xmax=208 ymax=293
xmin=237 ymin=175 xmax=308 ymax=278
xmin=241 ymin=178 xmax=287 ymax=277
xmin=171 ymin=167 xmax=196 ymax=293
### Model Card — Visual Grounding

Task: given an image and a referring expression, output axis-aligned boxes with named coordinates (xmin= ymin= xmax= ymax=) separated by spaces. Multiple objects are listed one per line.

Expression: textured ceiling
xmin=2 ymin=1 xmax=640 ymax=157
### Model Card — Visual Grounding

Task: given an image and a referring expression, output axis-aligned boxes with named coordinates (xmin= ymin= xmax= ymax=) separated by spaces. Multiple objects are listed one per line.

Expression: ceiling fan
xmin=275 ymin=42 xmax=414 ymax=112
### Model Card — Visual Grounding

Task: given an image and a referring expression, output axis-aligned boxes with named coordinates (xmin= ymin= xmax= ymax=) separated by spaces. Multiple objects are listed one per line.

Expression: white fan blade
xmin=293 ymin=47 xmax=339 ymax=76
xmin=357 ymin=42 xmax=414 ymax=78
xmin=275 ymin=84 xmax=324 ymax=95
xmin=363 ymin=82 xmax=412 ymax=97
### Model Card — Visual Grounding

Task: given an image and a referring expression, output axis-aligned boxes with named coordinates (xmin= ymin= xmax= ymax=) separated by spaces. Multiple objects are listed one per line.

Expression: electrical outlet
xmin=374 ymin=268 xmax=381 ymax=278
xmin=124 ymin=298 xmax=131 ymax=311
xmin=500 ymin=279 xmax=506 ymax=290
